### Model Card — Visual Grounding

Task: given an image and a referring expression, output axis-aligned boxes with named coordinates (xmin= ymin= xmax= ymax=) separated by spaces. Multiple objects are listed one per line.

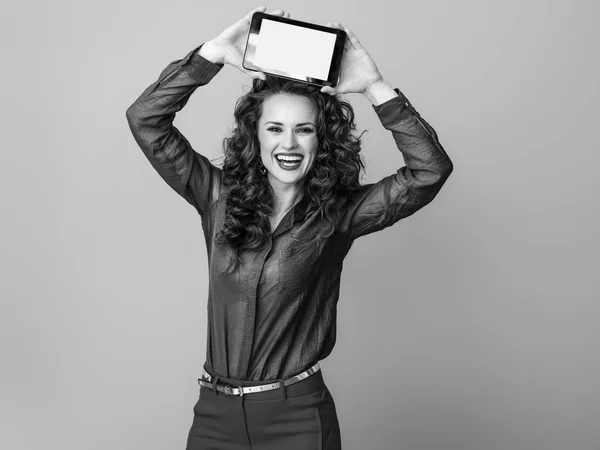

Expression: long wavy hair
xmin=214 ymin=75 xmax=367 ymax=275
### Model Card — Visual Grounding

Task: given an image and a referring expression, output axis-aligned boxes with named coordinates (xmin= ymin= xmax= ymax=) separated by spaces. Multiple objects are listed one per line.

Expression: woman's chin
xmin=269 ymin=170 xmax=306 ymax=186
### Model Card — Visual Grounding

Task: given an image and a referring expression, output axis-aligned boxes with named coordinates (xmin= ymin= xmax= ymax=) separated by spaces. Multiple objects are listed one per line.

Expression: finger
xmin=332 ymin=22 xmax=352 ymax=50
xmin=238 ymin=61 xmax=264 ymax=80
xmin=344 ymin=37 xmax=352 ymax=52
xmin=240 ymin=6 xmax=267 ymax=24
xmin=283 ymin=12 xmax=291 ymax=19
xmin=320 ymin=86 xmax=336 ymax=95
xmin=337 ymin=23 xmax=362 ymax=50
xmin=330 ymin=22 xmax=348 ymax=50
xmin=267 ymin=9 xmax=285 ymax=16
xmin=244 ymin=5 xmax=266 ymax=19
xmin=250 ymin=71 xmax=265 ymax=81
xmin=248 ymin=70 xmax=266 ymax=81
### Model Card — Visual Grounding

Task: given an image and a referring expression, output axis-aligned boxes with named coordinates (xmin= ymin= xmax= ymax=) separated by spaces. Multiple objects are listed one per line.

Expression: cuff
xmin=373 ymin=87 xmax=415 ymax=129
xmin=175 ymin=43 xmax=225 ymax=84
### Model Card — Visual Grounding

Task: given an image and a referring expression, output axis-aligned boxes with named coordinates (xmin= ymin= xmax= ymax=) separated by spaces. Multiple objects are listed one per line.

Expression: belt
xmin=197 ymin=362 xmax=321 ymax=397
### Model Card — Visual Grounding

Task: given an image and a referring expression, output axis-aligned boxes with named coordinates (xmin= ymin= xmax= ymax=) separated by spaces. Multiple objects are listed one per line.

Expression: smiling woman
xmin=259 ymin=94 xmax=319 ymax=182
xmin=217 ymin=74 xmax=367 ymax=276
xmin=270 ymin=126 xmax=314 ymax=168
xmin=125 ymin=5 xmax=452 ymax=450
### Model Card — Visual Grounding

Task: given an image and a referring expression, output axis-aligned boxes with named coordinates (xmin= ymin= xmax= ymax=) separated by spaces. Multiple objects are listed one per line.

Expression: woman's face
xmin=257 ymin=93 xmax=319 ymax=190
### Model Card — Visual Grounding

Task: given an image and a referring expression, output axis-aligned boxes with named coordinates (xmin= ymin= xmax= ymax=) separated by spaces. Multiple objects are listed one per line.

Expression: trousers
xmin=185 ymin=363 xmax=342 ymax=450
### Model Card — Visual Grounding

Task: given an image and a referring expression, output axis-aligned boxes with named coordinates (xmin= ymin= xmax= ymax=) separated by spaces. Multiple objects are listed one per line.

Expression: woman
xmin=126 ymin=6 xmax=453 ymax=450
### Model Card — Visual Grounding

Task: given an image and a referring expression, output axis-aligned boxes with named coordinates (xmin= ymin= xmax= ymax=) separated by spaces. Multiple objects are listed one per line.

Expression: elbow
xmin=425 ymin=160 xmax=453 ymax=192
xmin=435 ymin=155 xmax=454 ymax=183
xmin=125 ymin=103 xmax=140 ymax=127
xmin=420 ymin=163 xmax=453 ymax=205
xmin=442 ymin=159 xmax=453 ymax=179
xmin=125 ymin=103 xmax=151 ymax=137
xmin=437 ymin=161 xmax=453 ymax=188
xmin=125 ymin=103 xmax=150 ymax=146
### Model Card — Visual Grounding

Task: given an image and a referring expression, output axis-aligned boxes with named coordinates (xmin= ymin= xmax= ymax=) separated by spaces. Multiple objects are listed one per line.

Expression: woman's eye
xmin=267 ymin=127 xmax=314 ymax=134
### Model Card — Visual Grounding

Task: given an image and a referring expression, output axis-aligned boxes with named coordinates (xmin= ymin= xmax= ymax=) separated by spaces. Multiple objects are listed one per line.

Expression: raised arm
xmin=320 ymin=22 xmax=453 ymax=240
xmin=125 ymin=43 xmax=225 ymax=216
xmin=125 ymin=7 xmax=288 ymax=216
xmin=341 ymin=86 xmax=453 ymax=240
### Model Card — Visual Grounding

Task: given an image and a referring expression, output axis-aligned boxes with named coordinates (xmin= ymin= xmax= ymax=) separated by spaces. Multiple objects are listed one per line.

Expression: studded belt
xmin=197 ymin=362 xmax=321 ymax=397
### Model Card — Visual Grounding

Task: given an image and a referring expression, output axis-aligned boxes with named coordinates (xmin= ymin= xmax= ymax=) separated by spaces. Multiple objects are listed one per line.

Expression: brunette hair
xmin=214 ymin=75 xmax=366 ymax=275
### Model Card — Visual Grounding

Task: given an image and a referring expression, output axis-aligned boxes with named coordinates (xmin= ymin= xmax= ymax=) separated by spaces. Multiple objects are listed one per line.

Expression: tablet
xmin=242 ymin=12 xmax=347 ymax=88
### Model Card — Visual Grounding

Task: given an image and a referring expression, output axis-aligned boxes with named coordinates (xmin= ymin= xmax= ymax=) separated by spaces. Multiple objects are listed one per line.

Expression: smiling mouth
xmin=275 ymin=154 xmax=303 ymax=169
xmin=275 ymin=153 xmax=304 ymax=161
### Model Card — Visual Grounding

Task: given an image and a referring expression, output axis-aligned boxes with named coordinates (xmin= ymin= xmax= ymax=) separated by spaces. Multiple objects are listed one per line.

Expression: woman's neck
xmin=270 ymin=184 xmax=304 ymax=217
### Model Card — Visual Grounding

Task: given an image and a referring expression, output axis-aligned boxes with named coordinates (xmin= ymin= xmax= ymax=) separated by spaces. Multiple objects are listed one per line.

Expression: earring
xmin=259 ymin=161 xmax=267 ymax=175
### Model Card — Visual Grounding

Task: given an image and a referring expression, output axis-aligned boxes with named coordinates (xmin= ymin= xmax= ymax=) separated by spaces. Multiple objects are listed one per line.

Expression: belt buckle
xmin=222 ymin=383 xmax=244 ymax=397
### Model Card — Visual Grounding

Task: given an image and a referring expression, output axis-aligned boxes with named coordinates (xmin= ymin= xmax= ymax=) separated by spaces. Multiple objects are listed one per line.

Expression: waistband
xmin=201 ymin=362 xmax=322 ymax=386
xmin=199 ymin=362 xmax=323 ymax=399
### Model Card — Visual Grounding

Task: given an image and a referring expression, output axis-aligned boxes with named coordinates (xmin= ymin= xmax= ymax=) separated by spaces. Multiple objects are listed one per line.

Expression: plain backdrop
xmin=1 ymin=1 xmax=598 ymax=449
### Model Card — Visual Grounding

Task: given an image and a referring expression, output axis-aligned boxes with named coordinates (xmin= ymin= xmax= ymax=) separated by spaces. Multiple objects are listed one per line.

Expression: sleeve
xmin=125 ymin=43 xmax=225 ymax=216
xmin=340 ymin=88 xmax=454 ymax=240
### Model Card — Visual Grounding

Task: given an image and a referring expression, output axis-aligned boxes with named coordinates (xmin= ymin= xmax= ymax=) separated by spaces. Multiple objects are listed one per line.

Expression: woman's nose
xmin=282 ymin=130 xmax=298 ymax=149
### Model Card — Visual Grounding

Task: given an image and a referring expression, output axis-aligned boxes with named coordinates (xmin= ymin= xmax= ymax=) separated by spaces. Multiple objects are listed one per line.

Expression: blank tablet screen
xmin=243 ymin=13 xmax=346 ymax=87
xmin=253 ymin=20 xmax=337 ymax=80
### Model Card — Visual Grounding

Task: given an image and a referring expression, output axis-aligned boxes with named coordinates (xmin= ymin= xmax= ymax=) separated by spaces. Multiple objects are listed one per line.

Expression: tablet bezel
xmin=242 ymin=12 xmax=347 ymax=88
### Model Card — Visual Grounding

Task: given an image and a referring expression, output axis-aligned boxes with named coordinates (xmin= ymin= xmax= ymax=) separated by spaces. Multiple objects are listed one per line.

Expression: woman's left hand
xmin=320 ymin=23 xmax=384 ymax=96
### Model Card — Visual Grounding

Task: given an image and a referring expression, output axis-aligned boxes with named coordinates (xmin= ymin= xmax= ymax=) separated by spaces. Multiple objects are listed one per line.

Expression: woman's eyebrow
xmin=265 ymin=121 xmax=315 ymax=126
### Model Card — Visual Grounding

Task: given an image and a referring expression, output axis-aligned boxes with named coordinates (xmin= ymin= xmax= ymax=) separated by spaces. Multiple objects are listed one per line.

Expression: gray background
xmin=1 ymin=1 xmax=598 ymax=449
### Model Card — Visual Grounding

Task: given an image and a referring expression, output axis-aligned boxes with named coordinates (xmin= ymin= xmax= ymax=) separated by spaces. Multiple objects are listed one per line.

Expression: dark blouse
xmin=125 ymin=43 xmax=453 ymax=381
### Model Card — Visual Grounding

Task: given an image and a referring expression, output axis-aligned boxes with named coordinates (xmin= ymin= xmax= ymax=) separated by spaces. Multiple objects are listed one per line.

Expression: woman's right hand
xmin=206 ymin=6 xmax=290 ymax=81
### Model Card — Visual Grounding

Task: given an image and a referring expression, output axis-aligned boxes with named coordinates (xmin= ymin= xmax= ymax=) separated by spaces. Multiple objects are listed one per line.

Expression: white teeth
xmin=276 ymin=155 xmax=303 ymax=162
